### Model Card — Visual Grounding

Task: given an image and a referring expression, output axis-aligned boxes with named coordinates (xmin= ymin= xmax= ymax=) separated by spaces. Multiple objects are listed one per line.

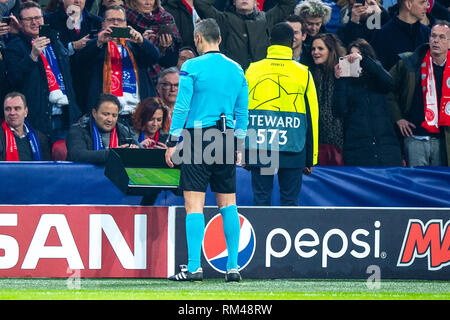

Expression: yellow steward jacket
xmin=245 ymin=45 xmax=319 ymax=165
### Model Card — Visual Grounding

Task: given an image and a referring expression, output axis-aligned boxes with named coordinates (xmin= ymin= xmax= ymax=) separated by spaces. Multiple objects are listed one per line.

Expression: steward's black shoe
xmin=225 ymin=269 xmax=241 ymax=282
xmin=168 ymin=265 xmax=203 ymax=282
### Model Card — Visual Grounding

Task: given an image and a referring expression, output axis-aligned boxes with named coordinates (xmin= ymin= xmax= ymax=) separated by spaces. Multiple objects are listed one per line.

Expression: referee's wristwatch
xmin=165 ymin=135 xmax=178 ymax=148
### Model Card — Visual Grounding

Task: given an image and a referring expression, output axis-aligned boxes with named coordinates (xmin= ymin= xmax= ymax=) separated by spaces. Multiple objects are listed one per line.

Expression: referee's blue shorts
xmin=179 ymin=127 xmax=237 ymax=194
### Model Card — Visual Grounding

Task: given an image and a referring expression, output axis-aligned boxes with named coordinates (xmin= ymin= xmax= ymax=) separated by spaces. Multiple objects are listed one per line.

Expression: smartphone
xmin=157 ymin=24 xmax=174 ymax=37
xmin=89 ymin=29 xmax=98 ymax=38
xmin=1 ymin=17 xmax=11 ymax=25
xmin=39 ymin=24 xmax=51 ymax=38
xmin=339 ymin=56 xmax=361 ymax=77
xmin=355 ymin=0 xmax=365 ymax=5
xmin=110 ymin=26 xmax=131 ymax=38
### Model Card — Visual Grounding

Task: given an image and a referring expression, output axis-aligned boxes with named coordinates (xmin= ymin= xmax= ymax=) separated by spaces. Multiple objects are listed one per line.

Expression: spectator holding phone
xmin=0 ymin=16 xmax=11 ymax=43
xmin=0 ymin=0 xmax=15 ymax=43
xmin=76 ymin=5 xmax=160 ymax=126
xmin=3 ymin=1 xmax=81 ymax=145
xmin=124 ymin=0 xmax=181 ymax=73
xmin=333 ymin=38 xmax=402 ymax=166
xmin=44 ymin=0 xmax=103 ymax=113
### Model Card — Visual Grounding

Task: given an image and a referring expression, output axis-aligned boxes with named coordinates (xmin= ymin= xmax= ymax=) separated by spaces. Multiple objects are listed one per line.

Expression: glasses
xmin=21 ymin=15 xmax=43 ymax=22
xmin=430 ymin=33 xmax=447 ymax=41
xmin=104 ymin=18 xmax=126 ymax=23
xmin=159 ymin=82 xmax=179 ymax=90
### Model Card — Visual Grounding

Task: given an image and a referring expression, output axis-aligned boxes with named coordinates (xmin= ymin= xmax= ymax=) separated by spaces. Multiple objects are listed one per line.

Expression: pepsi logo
xmin=202 ymin=213 xmax=256 ymax=274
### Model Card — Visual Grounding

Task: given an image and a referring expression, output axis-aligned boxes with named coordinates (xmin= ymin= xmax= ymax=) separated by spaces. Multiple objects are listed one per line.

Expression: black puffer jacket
xmin=194 ymin=0 xmax=296 ymax=70
xmin=66 ymin=114 xmax=139 ymax=165
xmin=333 ymin=55 xmax=402 ymax=166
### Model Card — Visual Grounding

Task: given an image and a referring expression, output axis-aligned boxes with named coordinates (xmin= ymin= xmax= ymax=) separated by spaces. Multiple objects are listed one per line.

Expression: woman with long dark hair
xmin=310 ymin=33 xmax=346 ymax=165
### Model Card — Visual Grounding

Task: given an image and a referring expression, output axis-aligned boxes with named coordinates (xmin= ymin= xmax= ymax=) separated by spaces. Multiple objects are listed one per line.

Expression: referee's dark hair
xmin=270 ymin=22 xmax=294 ymax=48
xmin=194 ymin=18 xmax=221 ymax=44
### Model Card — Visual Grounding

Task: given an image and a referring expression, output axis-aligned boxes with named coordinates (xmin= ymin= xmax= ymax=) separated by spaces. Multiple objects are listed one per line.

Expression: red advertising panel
xmin=0 ymin=206 xmax=170 ymax=278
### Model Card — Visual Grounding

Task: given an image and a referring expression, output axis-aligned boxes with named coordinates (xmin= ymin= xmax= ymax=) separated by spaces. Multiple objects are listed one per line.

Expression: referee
xmin=165 ymin=19 xmax=249 ymax=282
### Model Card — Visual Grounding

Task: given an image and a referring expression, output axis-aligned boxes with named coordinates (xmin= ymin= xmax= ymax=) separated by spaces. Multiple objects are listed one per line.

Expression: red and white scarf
xmin=2 ymin=120 xmax=42 ymax=161
xmin=103 ymin=39 xmax=139 ymax=97
xmin=421 ymin=49 xmax=450 ymax=133
xmin=35 ymin=42 xmax=69 ymax=106
xmin=2 ymin=120 xmax=19 ymax=161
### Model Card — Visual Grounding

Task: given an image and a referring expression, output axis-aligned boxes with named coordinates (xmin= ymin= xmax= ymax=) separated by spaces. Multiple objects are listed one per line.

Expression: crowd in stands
xmin=0 ymin=0 xmax=449 ymax=168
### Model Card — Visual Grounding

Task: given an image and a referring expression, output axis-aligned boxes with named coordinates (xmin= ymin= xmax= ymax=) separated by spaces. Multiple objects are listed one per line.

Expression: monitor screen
xmin=125 ymin=167 xmax=180 ymax=187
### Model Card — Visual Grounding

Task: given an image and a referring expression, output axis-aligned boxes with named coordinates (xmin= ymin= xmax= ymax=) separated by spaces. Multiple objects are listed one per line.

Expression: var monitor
xmin=105 ymin=148 xmax=180 ymax=195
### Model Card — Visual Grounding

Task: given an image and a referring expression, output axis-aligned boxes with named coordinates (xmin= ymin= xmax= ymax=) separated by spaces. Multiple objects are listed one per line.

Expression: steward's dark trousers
xmin=250 ymin=167 xmax=303 ymax=206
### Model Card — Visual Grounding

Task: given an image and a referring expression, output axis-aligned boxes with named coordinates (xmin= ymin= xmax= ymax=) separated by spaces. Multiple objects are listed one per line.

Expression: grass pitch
xmin=0 ymin=278 xmax=449 ymax=300
xmin=126 ymin=168 xmax=180 ymax=186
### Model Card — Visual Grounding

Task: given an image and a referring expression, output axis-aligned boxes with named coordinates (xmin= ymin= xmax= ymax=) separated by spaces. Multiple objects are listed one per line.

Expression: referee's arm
xmin=234 ymin=77 xmax=249 ymax=140
xmin=168 ymin=70 xmax=194 ymax=138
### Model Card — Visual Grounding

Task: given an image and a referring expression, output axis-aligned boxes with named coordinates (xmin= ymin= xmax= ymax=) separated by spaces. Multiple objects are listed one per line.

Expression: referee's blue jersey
xmin=169 ymin=52 xmax=249 ymax=139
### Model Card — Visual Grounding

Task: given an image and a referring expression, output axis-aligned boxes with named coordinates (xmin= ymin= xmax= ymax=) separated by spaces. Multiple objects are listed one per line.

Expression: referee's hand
xmin=236 ymin=151 xmax=243 ymax=166
xmin=165 ymin=146 xmax=176 ymax=168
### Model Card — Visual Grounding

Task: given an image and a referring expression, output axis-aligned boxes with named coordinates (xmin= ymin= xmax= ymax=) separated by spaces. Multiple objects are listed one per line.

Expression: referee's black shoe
xmin=225 ymin=269 xmax=241 ymax=282
xmin=168 ymin=265 xmax=203 ymax=282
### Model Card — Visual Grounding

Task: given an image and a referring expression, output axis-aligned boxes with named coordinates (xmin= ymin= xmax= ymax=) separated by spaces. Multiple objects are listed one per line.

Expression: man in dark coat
xmin=1 ymin=92 xmax=51 ymax=161
xmin=194 ymin=0 xmax=296 ymax=70
xmin=387 ymin=21 xmax=450 ymax=167
xmin=3 ymin=1 xmax=81 ymax=145
xmin=66 ymin=93 xmax=139 ymax=165
xmin=370 ymin=0 xmax=430 ymax=71
xmin=75 ymin=5 xmax=160 ymax=126
xmin=161 ymin=0 xmax=198 ymax=49
xmin=44 ymin=0 xmax=103 ymax=113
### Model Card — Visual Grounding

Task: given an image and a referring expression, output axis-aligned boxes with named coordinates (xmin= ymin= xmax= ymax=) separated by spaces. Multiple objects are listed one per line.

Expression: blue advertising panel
xmin=0 ymin=163 xmax=449 ymax=208
xmin=173 ymin=207 xmax=450 ymax=280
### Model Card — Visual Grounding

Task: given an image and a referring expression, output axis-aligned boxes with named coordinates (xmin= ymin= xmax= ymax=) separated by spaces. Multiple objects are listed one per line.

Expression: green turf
xmin=0 ymin=278 xmax=449 ymax=300
xmin=126 ymin=168 xmax=180 ymax=186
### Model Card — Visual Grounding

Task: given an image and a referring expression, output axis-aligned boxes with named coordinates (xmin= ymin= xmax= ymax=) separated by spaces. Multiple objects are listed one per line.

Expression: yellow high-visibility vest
xmin=245 ymin=45 xmax=319 ymax=164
